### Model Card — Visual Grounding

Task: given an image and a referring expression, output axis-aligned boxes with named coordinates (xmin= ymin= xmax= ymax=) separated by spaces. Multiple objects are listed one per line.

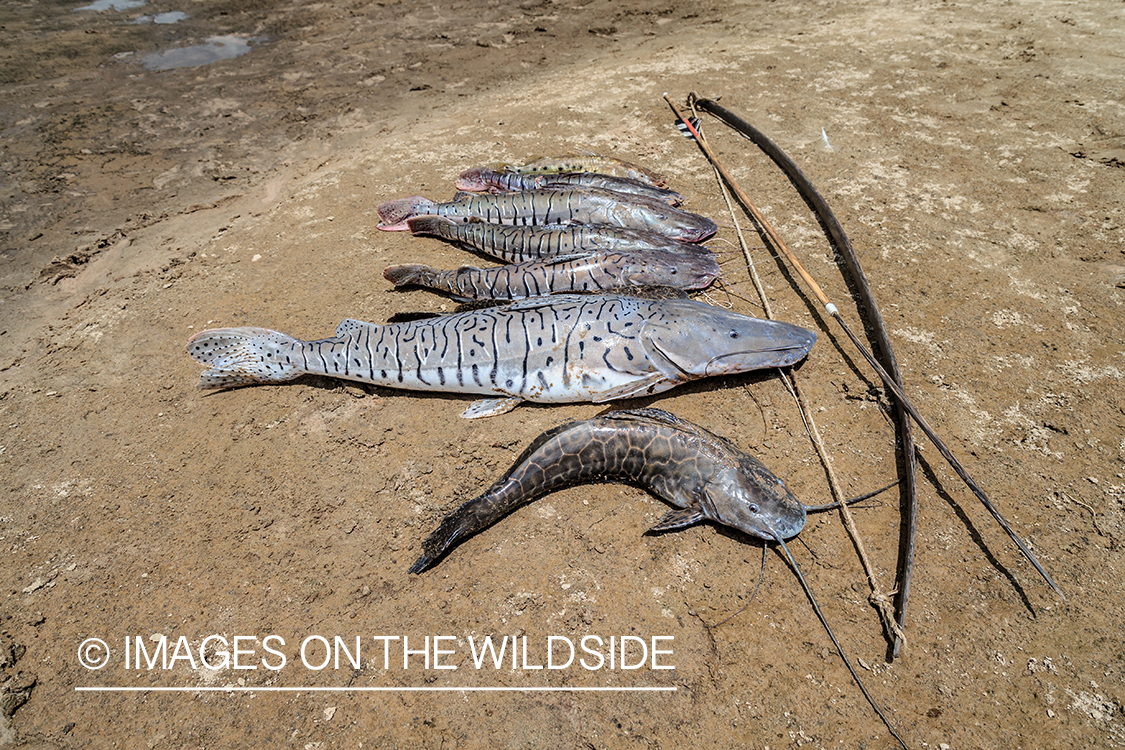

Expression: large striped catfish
xmin=382 ymin=249 xmax=720 ymax=301
xmin=456 ymin=167 xmax=684 ymax=206
xmin=406 ymin=216 xmax=713 ymax=264
xmin=377 ymin=186 xmax=717 ymax=242
xmin=186 ymin=294 xmax=815 ymax=419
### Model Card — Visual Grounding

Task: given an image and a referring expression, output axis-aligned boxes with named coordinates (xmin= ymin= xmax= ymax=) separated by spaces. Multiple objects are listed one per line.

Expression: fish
xmin=381 ymin=249 xmax=721 ymax=301
xmin=455 ymin=166 xmax=685 ymax=206
xmin=408 ymin=407 xmax=807 ymax=572
xmin=185 ymin=294 xmax=816 ymax=419
xmin=377 ymin=186 xmax=717 ymax=242
xmin=501 ymin=154 xmax=668 ymax=188
xmin=405 ymin=216 xmax=714 ymax=264
xmin=404 ymin=406 xmax=910 ymax=748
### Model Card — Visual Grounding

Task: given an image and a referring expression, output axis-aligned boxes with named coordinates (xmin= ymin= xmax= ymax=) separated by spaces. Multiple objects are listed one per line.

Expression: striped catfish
xmin=456 ymin=167 xmax=684 ymax=206
xmin=501 ymin=154 xmax=667 ymax=188
xmin=377 ymin=186 xmax=717 ymax=242
xmin=405 ymin=216 xmax=714 ymax=264
xmin=382 ymin=249 xmax=720 ymax=301
xmin=185 ymin=294 xmax=815 ymax=419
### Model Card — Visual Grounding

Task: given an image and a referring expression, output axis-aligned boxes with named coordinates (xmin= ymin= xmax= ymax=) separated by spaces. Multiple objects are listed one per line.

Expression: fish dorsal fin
xmin=602 ymin=408 xmax=739 ymax=459
xmin=500 ymin=294 xmax=589 ymax=312
xmin=335 ymin=318 xmax=380 ymax=338
xmin=602 ymin=407 xmax=693 ymax=430
xmin=649 ymin=506 xmax=708 ymax=532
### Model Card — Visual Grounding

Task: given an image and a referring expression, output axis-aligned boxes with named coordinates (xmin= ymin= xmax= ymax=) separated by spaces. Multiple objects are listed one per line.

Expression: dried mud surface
xmin=2 ymin=1 xmax=1124 ymax=748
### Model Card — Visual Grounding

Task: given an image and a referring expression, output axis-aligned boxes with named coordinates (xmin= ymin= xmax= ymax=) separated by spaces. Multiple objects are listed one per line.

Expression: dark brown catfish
xmin=409 ymin=408 xmax=807 ymax=572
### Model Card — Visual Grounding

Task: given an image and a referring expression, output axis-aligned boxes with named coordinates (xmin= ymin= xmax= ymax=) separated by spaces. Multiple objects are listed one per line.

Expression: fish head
xmin=657 ymin=211 xmax=718 ymax=243
xmin=620 ymin=251 xmax=721 ymax=290
xmin=643 ymin=300 xmax=816 ymax=381
xmin=703 ymin=456 xmax=807 ymax=541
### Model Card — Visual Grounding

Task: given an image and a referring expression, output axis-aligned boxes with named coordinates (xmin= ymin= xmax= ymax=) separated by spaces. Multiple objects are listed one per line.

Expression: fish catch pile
xmin=187 ymin=154 xmax=816 ymax=418
xmin=377 ymin=159 xmax=720 ymax=299
xmin=184 ymin=153 xmax=918 ymax=743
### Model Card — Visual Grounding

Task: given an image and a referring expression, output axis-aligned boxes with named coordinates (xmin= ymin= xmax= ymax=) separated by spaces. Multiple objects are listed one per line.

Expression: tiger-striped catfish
xmin=185 ymin=294 xmax=815 ymax=419
xmin=409 ymin=407 xmax=807 ymax=572
xmin=405 ymin=216 xmax=714 ymax=264
xmin=382 ymin=249 xmax=720 ymax=301
xmin=456 ymin=167 xmax=684 ymax=206
xmin=377 ymin=186 xmax=717 ymax=242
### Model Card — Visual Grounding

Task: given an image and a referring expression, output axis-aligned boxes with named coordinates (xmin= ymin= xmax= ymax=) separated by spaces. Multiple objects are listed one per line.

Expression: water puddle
xmin=141 ymin=35 xmax=262 ymax=72
xmin=133 ymin=11 xmax=189 ymax=25
xmin=74 ymin=0 xmax=147 ymax=11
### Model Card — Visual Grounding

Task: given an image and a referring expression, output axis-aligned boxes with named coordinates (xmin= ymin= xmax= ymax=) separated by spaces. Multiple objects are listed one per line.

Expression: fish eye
xmin=729 ymin=330 xmax=741 ymax=339
xmin=749 ymin=503 xmax=759 ymax=513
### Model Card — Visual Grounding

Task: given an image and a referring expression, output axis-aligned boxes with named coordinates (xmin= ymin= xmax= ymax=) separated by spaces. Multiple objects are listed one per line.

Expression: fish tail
xmin=409 ymin=495 xmax=489 ymax=573
xmin=378 ymin=196 xmax=435 ymax=230
xmin=405 ymin=214 xmax=456 ymax=237
xmin=383 ymin=263 xmax=437 ymax=288
xmin=454 ymin=167 xmax=490 ymax=192
xmin=185 ymin=327 xmax=304 ymax=389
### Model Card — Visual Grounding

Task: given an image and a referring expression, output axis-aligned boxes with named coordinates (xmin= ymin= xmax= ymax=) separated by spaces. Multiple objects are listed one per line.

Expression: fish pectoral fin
xmin=590 ymin=372 xmax=670 ymax=402
xmin=461 ymin=396 xmax=523 ymax=419
xmin=649 ymin=506 xmax=708 ymax=533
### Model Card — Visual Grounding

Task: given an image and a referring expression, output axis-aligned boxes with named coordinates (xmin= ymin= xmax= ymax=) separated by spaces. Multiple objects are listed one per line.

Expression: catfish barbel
xmin=382 ymin=249 xmax=720 ymax=301
xmin=501 ymin=154 xmax=667 ymax=188
xmin=456 ymin=166 xmax=685 ymax=206
xmin=405 ymin=216 xmax=714 ymax=264
xmin=185 ymin=294 xmax=815 ymax=419
xmin=409 ymin=407 xmax=808 ymax=572
xmin=377 ymin=186 xmax=717 ymax=242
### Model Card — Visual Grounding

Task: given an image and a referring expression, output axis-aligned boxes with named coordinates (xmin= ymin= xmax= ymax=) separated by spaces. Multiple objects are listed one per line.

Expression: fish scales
xmin=406 ymin=216 xmax=713 ymax=264
xmin=382 ymin=249 xmax=720 ymax=301
xmin=409 ymin=407 xmax=807 ymax=572
xmin=378 ymin=186 xmax=717 ymax=242
xmin=186 ymin=294 xmax=816 ymax=419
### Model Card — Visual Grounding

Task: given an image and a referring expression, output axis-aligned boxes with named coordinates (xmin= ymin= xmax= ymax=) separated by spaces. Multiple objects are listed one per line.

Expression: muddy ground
xmin=1 ymin=0 xmax=1124 ymax=747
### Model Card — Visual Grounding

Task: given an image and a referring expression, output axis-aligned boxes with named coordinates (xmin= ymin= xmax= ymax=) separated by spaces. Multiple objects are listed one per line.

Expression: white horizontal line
xmin=76 ymin=686 xmax=677 ymax=693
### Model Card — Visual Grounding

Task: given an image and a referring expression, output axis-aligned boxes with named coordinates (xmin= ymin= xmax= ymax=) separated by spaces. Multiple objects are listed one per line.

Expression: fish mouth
xmin=704 ymin=343 xmax=813 ymax=376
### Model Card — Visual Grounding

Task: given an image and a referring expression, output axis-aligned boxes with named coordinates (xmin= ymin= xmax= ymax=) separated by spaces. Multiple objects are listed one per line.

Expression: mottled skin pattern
xmin=377 ymin=186 xmax=717 ymax=242
xmin=501 ymin=154 xmax=668 ymax=188
xmin=455 ymin=167 xmax=685 ymax=206
xmin=405 ymin=216 xmax=714 ymax=264
xmin=381 ymin=249 xmax=720 ymax=301
xmin=409 ymin=408 xmax=807 ymax=572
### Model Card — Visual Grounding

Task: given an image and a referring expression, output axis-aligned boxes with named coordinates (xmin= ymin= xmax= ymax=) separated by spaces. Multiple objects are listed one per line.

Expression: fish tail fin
xmin=408 ymin=498 xmax=483 ymax=573
xmin=383 ymin=263 xmax=436 ymax=288
xmin=185 ymin=327 xmax=304 ymax=389
xmin=378 ymin=196 xmax=435 ymax=230
xmin=405 ymin=214 xmax=456 ymax=237
xmin=454 ymin=167 xmax=490 ymax=192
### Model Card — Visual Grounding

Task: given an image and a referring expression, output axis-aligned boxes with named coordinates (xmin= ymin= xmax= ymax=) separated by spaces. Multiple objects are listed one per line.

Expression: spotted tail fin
xmin=185 ymin=327 xmax=304 ymax=389
xmin=377 ymin=196 xmax=437 ymax=230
